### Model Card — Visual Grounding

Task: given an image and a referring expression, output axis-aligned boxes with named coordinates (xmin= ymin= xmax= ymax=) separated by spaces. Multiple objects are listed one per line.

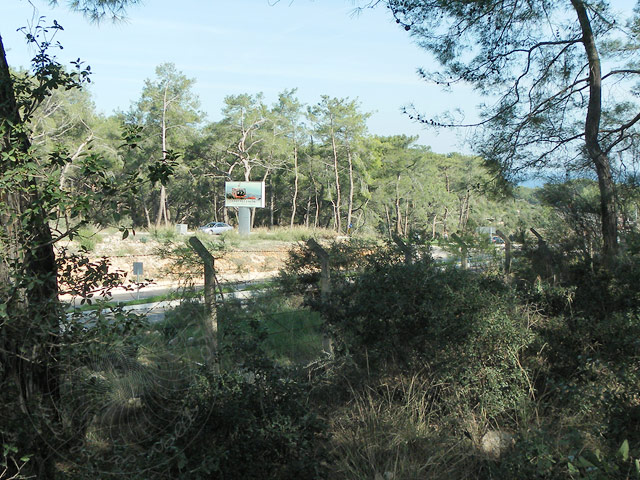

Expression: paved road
xmin=67 ymin=282 xmax=265 ymax=325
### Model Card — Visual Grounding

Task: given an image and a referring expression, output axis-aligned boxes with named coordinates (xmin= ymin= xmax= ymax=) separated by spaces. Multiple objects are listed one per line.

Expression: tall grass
xmin=329 ymin=374 xmax=477 ymax=479
xmin=261 ymin=309 xmax=324 ymax=365
xmin=151 ymin=294 xmax=325 ymax=366
xmin=148 ymin=224 xmax=179 ymax=242
xmin=248 ymin=226 xmax=339 ymax=242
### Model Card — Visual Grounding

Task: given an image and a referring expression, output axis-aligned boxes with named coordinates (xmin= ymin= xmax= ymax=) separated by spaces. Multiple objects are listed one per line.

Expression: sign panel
xmin=133 ymin=262 xmax=144 ymax=276
xmin=224 ymin=181 xmax=265 ymax=208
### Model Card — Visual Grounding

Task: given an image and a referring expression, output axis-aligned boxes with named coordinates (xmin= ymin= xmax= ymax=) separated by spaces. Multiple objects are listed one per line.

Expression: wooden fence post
xmin=307 ymin=238 xmax=331 ymax=302
xmin=188 ymin=236 xmax=218 ymax=358
xmin=307 ymin=238 xmax=333 ymax=355
xmin=392 ymin=233 xmax=414 ymax=264
xmin=495 ymin=229 xmax=511 ymax=274
xmin=530 ymin=228 xmax=554 ymax=279
xmin=451 ymin=233 xmax=469 ymax=270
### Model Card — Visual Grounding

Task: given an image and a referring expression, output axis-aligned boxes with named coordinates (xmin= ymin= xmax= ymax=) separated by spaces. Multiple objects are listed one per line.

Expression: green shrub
xmin=149 ymin=225 xmax=178 ymax=242
xmin=322 ymin=257 xmax=535 ymax=422
xmin=141 ymin=366 xmax=327 ymax=479
xmin=77 ymin=224 xmax=102 ymax=252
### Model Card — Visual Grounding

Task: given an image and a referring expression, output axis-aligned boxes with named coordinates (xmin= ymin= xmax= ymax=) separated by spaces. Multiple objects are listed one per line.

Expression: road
xmin=66 ymin=281 xmax=265 ymax=324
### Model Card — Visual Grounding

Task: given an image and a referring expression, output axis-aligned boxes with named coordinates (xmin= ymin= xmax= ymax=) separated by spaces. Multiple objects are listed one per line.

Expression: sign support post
xmin=238 ymin=207 xmax=251 ymax=236
xmin=133 ymin=262 xmax=143 ymax=300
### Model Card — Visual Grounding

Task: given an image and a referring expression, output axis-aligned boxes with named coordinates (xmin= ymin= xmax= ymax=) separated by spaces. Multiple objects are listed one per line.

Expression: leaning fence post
xmin=451 ymin=233 xmax=469 ymax=270
xmin=495 ymin=230 xmax=511 ymax=274
xmin=188 ymin=236 xmax=218 ymax=359
xmin=307 ymin=238 xmax=333 ymax=355
xmin=530 ymin=227 xmax=554 ymax=279
xmin=392 ymin=233 xmax=414 ymax=264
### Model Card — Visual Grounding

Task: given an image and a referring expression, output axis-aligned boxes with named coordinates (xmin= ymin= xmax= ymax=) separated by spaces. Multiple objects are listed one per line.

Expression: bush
xmin=76 ymin=224 xmax=102 ymax=252
xmin=140 ymin=365 xmax=328 ymax=479
xmin=314 ymin=254 xmax=537 ymax=429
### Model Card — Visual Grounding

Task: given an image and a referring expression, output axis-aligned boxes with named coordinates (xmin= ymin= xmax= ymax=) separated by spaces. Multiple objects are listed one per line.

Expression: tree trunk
xmin=267 ymin=172 xmax=274 ymax=228
xmin=304 ymin=194 xmax=311 ymax=227
xmin=404 ymin=200 xmax=410 ymax=235
xmin=156 ymin=84 xmax=171 ymax=227
xmin=395 ymin=174 xmax=403 ymax=235
xmin=0 ymin=34 xmax=60 ymax=480
xmin=458 ymin=189 xmax=470 ymax=232
xmin=290 ymin=144 xmax=298 ymax=227
xmin=314 ymin=188 xmax=320 ymax=228
xmin=330 ymin=127 xmax=342 ymax=233
xmin=572 ymin=0 xmax=618 ymax=262
xmin=346 ymin=145 xmax=354 ymax=231
xmin=156 ymin=184 xmax=168 ymax=227
xmin=443 ymin=206 xmax=449 ymax=237
xmin=385 ymin=204 xmax=393 ymax=239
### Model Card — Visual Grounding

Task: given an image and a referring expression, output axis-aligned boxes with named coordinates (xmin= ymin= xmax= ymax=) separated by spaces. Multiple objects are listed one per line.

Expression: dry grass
xmin=328 ymin=374 xmax=479 ymax=479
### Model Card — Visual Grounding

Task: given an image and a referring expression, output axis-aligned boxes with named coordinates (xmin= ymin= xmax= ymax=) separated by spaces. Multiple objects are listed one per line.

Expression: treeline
xmin=31 ymin=62 xmax=548 ymax=237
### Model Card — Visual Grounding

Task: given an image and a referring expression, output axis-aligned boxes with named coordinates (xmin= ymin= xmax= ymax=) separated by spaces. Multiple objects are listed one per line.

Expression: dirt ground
xmin=57 ymin=231 xmax=295 ymax=300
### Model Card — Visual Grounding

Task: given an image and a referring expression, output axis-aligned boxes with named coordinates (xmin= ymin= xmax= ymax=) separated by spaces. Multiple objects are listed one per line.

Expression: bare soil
xmin=57 ymin=231 xmax=295 ymax=299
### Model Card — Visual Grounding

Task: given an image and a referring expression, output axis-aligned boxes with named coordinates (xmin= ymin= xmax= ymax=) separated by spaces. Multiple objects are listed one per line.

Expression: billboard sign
xmin=224 ymin=181 xmax=265 ymax=208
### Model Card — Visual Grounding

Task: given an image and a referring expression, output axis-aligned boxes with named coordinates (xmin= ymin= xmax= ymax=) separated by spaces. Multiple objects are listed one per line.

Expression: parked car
xmin=199 ymin=222 xmax=233 ymax=234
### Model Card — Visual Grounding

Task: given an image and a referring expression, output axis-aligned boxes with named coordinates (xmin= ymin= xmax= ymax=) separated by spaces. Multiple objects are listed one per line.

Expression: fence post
xmin=495 ymin=229 xmax=511 ymax=274
xmin=188 ymin=236 xmax=218 ymax=359
xmin=451 ymin=233 xmax=469 ymax=270
xmin=307 ymin=238 xmax=333 ymax=355
xmin=392 ymin=233 xmax=414 ymax=264
xmin=530 ymin=228 xmax=554 ymax=279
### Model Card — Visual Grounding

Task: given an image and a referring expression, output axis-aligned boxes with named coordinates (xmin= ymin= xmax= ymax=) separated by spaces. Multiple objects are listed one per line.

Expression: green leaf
xmin=618 ymin=439 xmax=630 ymax=461
xmin=122 ymin=228 xmax=129 ymax=240
xmin=568 ymin=462 xmax=579 ymax=474
xmin=576 ymin=455 xmax=596 ymax=469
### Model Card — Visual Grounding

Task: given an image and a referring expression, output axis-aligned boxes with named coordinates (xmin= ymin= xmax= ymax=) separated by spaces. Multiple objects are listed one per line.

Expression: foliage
xmin=141 ymin=365 xmax=328 ymax=480
xmin=219 ymin=290 xmax=325 ymax=367
xmin=367 ymin=0 xmax=640 ymax=257
xmin=325 ymin=257 xmax=533 ymax=421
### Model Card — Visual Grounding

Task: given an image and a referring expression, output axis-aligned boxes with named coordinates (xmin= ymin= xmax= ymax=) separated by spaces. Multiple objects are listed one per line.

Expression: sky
xmin=3 ymin=0 xmax=474 ymax=153
xmin=2 ymin=0 xmax=638 ymax=157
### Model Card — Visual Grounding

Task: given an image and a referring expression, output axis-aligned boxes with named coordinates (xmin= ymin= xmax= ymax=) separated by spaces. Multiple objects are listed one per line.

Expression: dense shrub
xmin=323 ymin=256 xmax=535 ymax=422
xmin=141 ymin=365 xmax=328 ymax=479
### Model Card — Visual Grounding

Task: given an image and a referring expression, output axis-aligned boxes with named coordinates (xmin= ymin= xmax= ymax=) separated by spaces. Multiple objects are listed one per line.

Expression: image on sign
xmin=224 ymin=181 xmax=265 ymax=208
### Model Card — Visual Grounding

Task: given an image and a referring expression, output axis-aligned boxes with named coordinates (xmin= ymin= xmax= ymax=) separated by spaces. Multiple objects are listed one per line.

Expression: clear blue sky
xmin=2 ymin=0 xmax=638 ymax=156
xmin=3 ymin=0 xmax=472 ymax=153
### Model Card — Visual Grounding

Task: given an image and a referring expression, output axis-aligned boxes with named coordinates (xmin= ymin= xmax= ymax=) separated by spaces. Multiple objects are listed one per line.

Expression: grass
xmin=261 ymin=309 xmax=325 ymax=365
xmin=140 ymin=289 xmax=325 ymax=366
xmin=328 ymin=374 xmax=477 ymax=479
xmin=247 ymin=226 xmax=339 ymax=242
xmin=148 ymin=225 xmax=179 ymax=242
xmin=194 ymin=226 xmax=340 ymax=250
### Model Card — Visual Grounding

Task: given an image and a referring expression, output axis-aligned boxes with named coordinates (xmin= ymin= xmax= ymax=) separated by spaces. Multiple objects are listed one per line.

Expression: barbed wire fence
xmin=93 ymin=237 xmax=514 ymax=363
